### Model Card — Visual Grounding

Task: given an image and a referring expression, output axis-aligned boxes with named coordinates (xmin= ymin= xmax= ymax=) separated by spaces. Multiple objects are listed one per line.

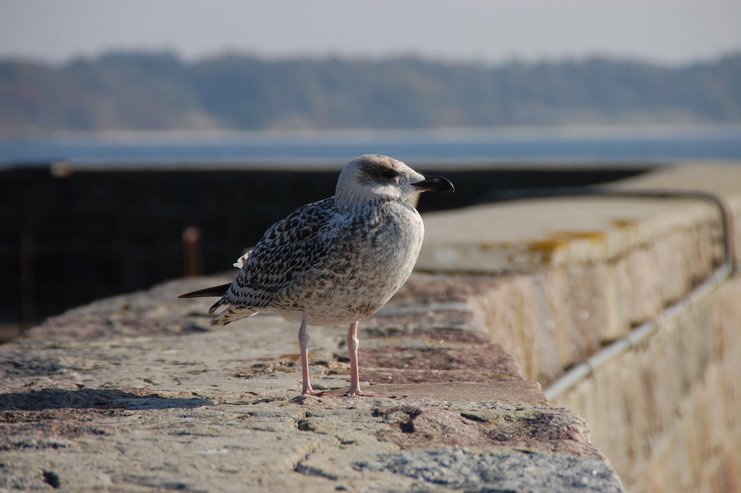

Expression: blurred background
xmin=2 ymin=0 xmax=741 ymax=338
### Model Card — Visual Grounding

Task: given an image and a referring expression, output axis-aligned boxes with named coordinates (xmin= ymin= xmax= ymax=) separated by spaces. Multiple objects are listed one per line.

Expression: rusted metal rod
xmin=182 ymin=226 xmax=202 ymax=278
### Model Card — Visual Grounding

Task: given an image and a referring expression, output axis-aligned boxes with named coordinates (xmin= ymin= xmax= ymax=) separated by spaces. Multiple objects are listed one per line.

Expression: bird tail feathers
xmin=178 ymin=283 xmax=232 ymax=299
xmin=179 ymin=281 xmax=258 ymax=326
xmin=210 ymin=306 xmax=258 ymax=326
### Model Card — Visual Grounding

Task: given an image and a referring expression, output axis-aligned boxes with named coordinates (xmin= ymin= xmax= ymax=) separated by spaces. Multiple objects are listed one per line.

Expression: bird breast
xmin=281 ymin=199 xmax=424 ymax=325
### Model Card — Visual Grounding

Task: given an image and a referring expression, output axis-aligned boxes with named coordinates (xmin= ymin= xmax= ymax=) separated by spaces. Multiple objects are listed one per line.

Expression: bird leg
xmin=298 ymin=317 xmax=365 ymax=397
xmin=346 ymin=321 xmax=363 ymax=396
xmin=298 ymin=315 xmax=323 ymax=395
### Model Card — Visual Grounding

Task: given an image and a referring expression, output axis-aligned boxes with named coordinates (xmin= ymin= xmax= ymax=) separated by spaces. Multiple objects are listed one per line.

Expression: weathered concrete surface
xmin=419 ymin=203 xmax=721 ymax=384
xmin=417 ymin=164 xmax=736 ymax=386
xmin=554 ymin=274 xmax=741 ymax=493
xmin=415 ymin=163 xmax=741 ymax=492
xmin=0 ymin=277 xmax=622 ymax=492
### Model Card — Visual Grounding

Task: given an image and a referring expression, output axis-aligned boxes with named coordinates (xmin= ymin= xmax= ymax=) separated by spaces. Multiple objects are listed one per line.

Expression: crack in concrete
xmin=292 ymin=441 xmax=341 ymax=482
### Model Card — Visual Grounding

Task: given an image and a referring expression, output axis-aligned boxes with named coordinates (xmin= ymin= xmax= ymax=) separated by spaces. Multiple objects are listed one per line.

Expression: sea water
xmin=2 ymin=125 xmax=740 ymax=166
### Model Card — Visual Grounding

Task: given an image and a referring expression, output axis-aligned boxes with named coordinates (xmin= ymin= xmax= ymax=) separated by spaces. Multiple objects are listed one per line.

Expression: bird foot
xmin=345 ymin=387 xmax=374 ymax=397
xmin=302 ymin=387 xmax=326 ymax=397
xmin=299 ymin=385 xmax=374 ymax=398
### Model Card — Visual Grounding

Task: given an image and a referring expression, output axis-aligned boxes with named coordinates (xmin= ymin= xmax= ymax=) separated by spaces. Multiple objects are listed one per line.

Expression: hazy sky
xmin=1 ymin=0 xmax=741 ymax=64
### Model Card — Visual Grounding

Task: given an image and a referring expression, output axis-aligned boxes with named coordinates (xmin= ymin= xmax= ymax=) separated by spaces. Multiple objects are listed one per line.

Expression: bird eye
xmin=382 ymin=170 xmax=398 ymax=180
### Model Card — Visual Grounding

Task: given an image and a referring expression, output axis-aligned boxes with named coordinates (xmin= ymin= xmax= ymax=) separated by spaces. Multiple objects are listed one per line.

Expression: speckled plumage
xmin=210 ymin=195 xmax=424 ymax=326
xmin=181 ymin=154 xmax=453 ymax=395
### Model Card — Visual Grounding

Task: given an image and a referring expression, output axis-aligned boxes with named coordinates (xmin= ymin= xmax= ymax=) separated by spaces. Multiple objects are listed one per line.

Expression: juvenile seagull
xmin=179 ymin=155 xmax=454 ymax=396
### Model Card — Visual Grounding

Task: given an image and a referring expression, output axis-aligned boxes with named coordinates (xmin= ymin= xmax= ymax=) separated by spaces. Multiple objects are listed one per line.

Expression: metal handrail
xmin=543 ymin=187 xmax=736 ymax=401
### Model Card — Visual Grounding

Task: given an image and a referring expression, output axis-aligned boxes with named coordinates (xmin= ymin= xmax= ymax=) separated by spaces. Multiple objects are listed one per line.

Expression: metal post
xmin=182 ymin=226 xmax=202 ymax=278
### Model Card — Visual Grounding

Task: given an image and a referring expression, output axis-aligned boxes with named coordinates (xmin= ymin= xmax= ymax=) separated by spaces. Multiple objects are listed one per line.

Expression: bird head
xmin=335 ymin=154 xmax=454 ymax=206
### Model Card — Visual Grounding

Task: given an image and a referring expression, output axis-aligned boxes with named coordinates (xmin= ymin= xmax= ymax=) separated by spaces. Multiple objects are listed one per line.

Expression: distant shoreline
xmin=2 ymin=53 xmax=739 ymax=139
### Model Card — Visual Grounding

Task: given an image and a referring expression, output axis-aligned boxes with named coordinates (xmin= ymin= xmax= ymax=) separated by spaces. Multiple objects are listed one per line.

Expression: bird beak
xmin=411 ymin=175 xmax=455 ymax=193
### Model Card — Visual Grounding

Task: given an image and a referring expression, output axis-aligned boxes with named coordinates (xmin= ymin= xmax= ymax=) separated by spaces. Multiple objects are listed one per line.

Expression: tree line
xmin=1 ymin=52 xmax=739 ymax=135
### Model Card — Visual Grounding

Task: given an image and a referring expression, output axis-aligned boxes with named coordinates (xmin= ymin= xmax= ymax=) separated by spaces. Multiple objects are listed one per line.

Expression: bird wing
xmin=211 ymin=197 xmax=341 ymax=314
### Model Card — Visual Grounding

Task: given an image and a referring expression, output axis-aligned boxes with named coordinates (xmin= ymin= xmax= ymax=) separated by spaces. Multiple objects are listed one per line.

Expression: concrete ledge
xmin=0 ymin=276 xmax=623 ymax=492
xmin=415 ymin=163 xmax=741 ymax=492
xmin=417 ymin=165 xmax=737 ymax=385
xmin=419 ymin=196 xmax=718 ymax=273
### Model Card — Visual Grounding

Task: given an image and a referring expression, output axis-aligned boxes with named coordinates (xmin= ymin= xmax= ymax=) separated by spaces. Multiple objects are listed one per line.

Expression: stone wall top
xmin=1 ymin=272 xmax=624 ymax=492
xmin=418 ymin=164 xmax=741 ymax=274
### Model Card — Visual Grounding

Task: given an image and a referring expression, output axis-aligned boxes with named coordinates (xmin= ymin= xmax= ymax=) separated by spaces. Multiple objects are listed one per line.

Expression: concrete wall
xmin=417 ymin=164 xmax=741 ymax=492
xmin=557 ymin=276 xmax=740 ymax=493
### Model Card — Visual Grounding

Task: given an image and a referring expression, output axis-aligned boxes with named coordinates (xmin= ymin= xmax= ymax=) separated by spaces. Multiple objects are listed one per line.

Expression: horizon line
xmin=2 ymin=47 xmax=741 ymax=69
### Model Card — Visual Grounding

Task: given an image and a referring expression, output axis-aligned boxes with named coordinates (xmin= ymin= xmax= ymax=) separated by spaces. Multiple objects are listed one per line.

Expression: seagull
xmin=179 ymin=154 xmax=454 ymax=396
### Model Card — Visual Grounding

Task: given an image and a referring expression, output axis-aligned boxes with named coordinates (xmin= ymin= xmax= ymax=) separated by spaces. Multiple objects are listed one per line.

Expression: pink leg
xmin=346 ymin=321 xmax=363 ymax=395
xmin=298 ymin=316 xmax=322 ymax=395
